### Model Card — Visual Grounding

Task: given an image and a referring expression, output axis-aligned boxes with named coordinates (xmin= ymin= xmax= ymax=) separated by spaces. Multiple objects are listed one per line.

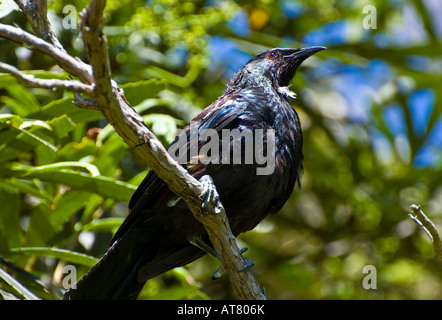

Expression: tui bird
xmin=63 ymin=46 xmax=326 ymax=300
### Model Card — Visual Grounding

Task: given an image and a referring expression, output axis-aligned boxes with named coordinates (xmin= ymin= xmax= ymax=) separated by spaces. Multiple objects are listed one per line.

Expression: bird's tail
xmin=62 ymin=227 xmax=158 ymax=300
xmin=62 ymin=218 xmax=205 ymax=300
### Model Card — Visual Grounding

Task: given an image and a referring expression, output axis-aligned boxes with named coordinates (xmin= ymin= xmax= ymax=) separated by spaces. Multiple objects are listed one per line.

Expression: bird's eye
xmin=267 ymin=52 xmax=278 ymax=59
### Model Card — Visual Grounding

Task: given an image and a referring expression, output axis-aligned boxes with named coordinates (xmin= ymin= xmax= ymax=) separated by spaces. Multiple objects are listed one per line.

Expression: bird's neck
xmin=227 ymin=68 xmax=295 ymax=102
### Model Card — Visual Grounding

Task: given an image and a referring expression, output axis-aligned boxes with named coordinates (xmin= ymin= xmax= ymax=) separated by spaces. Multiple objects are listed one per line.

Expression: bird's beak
xmin=278 ymin=46 xmax=326 ymax=87
xmin=284 ymin=46 xmax=327 ymax=60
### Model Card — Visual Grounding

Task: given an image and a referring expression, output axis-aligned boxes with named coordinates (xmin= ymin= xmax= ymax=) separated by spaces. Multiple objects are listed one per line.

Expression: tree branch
xmin=0 ymin=62 xmax=94 ymax=93
xmin=409 ymin=204 xmax=442 ymax=261
xmin=0 ymin=23 xmax=93 ymax=84
xmin=14 ymin=0 xmax=65 ymax=51
xmin=1 ymin=0 xmax=266 ymax=299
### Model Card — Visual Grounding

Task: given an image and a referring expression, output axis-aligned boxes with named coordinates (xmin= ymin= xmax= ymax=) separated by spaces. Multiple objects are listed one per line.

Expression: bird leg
xmin=188 ymin=235 xmax=223 ymax=279
xmin=189 ymin=235 xmax=254 ymax=279
xmin=188 ymin=235 xmax=220 ymax=261
xmin=212 ymin=247 xmax=255 ymax=280
xmin=191 ymin=175 xmax=256 ymax=279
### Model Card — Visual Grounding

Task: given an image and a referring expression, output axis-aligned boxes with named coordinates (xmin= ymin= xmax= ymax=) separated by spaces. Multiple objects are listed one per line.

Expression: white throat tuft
xmin=277 ymin=86 xmax=296 ymax=99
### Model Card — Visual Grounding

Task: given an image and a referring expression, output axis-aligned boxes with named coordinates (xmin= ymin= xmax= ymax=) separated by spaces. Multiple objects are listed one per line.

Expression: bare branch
xmin=13 ymin=0 xmax=65 ymax=51
xmin=0 ymin=62 xmax=94 ymax=93
xmin=0 ymin=23 xmax=93 ymax=84
xmin=409 ymin=204 xmax=442 ymax=261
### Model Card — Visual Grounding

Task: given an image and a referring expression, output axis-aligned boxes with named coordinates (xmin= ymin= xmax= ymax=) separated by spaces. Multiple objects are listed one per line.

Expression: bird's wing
xmin=109 ymin=95 xmax=251 ymax=246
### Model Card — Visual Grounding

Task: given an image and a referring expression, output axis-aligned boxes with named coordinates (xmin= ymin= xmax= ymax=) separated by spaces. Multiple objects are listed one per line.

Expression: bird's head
xmin=229 ymin=46 xmax=326 ymax=91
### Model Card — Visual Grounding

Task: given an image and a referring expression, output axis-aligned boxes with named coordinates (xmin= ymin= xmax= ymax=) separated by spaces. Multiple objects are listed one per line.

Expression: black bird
xmin=63 ymin=46 xmax=326 ymax=300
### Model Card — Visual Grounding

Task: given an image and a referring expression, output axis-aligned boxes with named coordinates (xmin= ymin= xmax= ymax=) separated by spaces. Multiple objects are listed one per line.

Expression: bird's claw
xmin=199 ymin=175 xmax=222 ymax=215
xmin=239 ymin=247 xmax=248 ymax=255
xmin=211 ymin=265 xmax=223 ymax=280
xmin=239 ymin=257 xmax=255 ymax=272
xmin=211 ymin=246 xmax=255 ymax=280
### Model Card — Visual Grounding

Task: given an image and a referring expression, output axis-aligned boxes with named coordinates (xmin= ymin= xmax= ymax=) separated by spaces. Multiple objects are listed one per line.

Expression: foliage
xmin=0 ymin=0 xmax=441 ymax=299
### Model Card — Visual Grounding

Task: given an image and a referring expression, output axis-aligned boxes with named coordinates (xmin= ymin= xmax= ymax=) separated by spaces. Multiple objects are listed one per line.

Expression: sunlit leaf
xmin=9 ymin=247 xmax=98 ymax=268
xmin=0 ymin=267 xmax=40 ymax=300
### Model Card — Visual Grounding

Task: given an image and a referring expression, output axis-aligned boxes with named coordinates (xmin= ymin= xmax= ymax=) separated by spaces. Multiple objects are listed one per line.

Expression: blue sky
xmin=208 ymin=0 xmax=441 ymax=168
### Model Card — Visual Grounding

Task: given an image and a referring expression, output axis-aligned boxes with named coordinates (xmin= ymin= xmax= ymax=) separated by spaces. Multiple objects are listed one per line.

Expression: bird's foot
xmin=238 ymin=247 xmax=256 ymax=272
xmin=211 ymin=265 xmax=223 ymax=280
xmin=195 ymin=176 xmax=255 ymax=279
xmin=211 ymin=246 xmax=255 ymax=280
xmin=238 ymin=247 xmax=255 ymax=273
xmin=198 ymin=175 xmax=222 ymax=216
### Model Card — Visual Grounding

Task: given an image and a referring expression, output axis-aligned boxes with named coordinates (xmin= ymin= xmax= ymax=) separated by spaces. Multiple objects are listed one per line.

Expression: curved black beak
xmin=278 ymin=46 xmax=326 ymax=87
xmin=285 ymin=46 xmax=327 ymax=60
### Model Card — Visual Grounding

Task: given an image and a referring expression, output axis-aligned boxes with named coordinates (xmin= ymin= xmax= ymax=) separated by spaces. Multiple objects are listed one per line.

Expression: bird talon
xmin=239 ymin=258 xmax=255 ymax=272
xmin=199 ymin=175 xmax=221 ymax=215
xmin=211 ymin=247 xmax=254 ymax=278
xmin=240 ymin=246 xmax=248 ymax=254
xmin=212 ymin=265 xmax=224 ymax=280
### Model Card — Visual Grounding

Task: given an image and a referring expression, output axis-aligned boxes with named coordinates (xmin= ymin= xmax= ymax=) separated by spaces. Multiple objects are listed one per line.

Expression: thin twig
xmin=0 ymin=62 xmax=94 ymax=94
xmin=409 ymin=204 xmax=442 ymax=261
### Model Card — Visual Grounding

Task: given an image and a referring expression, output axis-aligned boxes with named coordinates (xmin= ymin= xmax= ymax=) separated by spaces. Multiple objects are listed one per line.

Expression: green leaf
xmin=18 ymin=127 xmax=57 ymax=151
xmin=25 ymin=190 xmax=91 ymax=246
xmin=13 ymin=166 xmax=136 ymax=203
xmin=148 ymin=285 xmax=201 ymax=300
xmin=0 ymin=267 xmax=40 ymax=300
xmin=143 ymin=113 xmax=182 ymax=144
xmin=33 ymin=96 xmax=103 ymax=123
xmin=0 ymin=118 xmax=58 ymax=162
xmin=9 ymin=247 xmax=98 ymax=268
xmin=0 ymin=289 xmax=20 ymax=300
xmin=144 ymin=66 xmax=190 ymax=88
xmin=0 ymin=178 xmax=53 ymax=203
xmin=81 ymin=217 xmax=124 ymax=233
xmin=47 ymin=115 xmax=75 ymax=138
xmin=0 ymin=114 xmax=23 ymax=146
xmin=120 ymin=79 xmax=165 ymax=106
xmin=93 ymin=134 xmax=128 ymax=176
xmin=0 ymin=132 xmax=56 ymax=162
xmin=0 ymin=184 xmax=21 ymax=251
xmin=0 ymin=113 xmax=23 ymax=125
xmin=13 ymin=161 xmax=101 ymax=177
xmin=4 ymin=85 xmax=41 ymax=116
xmin=80 ymin=194 xmax=104 ymax=226
xmin=133 ymin=98 xmax=173 ymax=114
